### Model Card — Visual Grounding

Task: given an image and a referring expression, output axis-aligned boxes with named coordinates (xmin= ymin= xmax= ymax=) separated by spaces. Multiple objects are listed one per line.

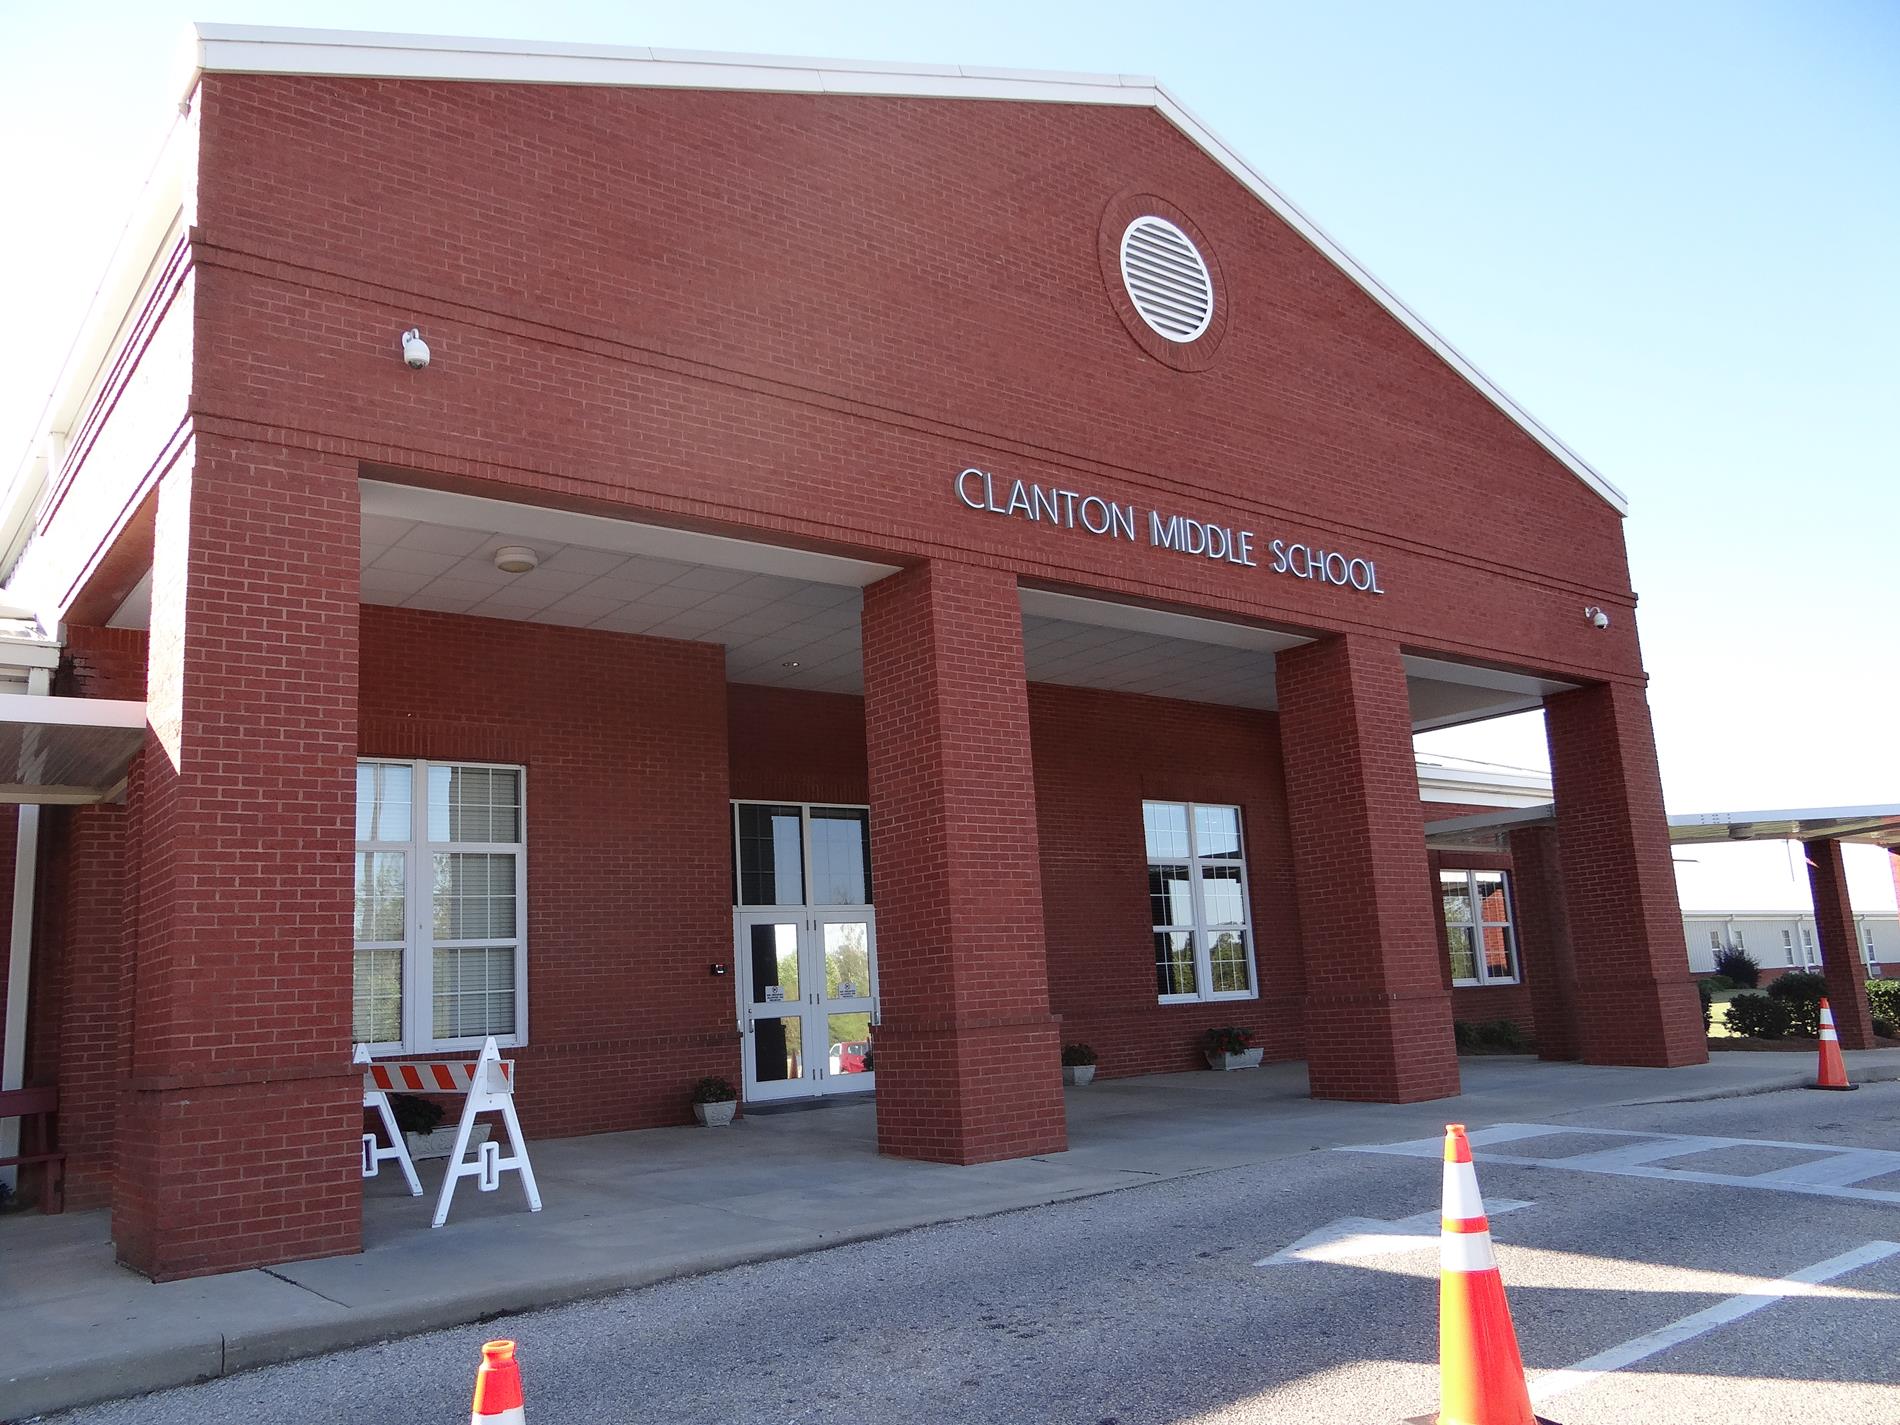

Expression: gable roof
xmin=183 ymin=25 xmax=1625 ymax=514
xmin=0 ymin=24 xmax=1627 ymax=593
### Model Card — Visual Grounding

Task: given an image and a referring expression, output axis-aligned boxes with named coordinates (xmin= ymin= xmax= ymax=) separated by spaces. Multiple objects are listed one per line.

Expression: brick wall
xmin=114 ymin=438 xmax=364 ymax=1280
xmin=185 ymin=74 xmax=1647 ymax=693
xmin=1029 ymin=683 xmax=1303 ymax=1073
xmin=860 ymin=563 xmax=1065 ymax=1163
xmin=360 ymin=604 xmax=737 ymax=1137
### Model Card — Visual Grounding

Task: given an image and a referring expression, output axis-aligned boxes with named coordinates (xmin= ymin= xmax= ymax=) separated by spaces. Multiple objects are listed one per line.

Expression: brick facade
xmin=1277 ymin=636 xmax=1459 ymax=1102
xmin=9 ymin=58 xmax=1702 ymax=1274
xmin=1545 ymin=682 xmax=1707 ymax=1067
xmin=861 ymin=563 xmax=1066 ymax=1163
xmin=362 ymin=604 xmax=738 ymax=1136
xmin=1805 ymin=839 xmax=1876 ymax=1049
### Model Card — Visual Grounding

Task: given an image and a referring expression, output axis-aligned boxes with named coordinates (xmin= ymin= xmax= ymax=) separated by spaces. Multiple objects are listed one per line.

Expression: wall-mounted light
xmin=400 ymin=328 xmax=431 ymax=369
xmin=494 ymin=546 xmax=539 ymax=574
xmin=1584 ymin=605 xmax=1610 ymax=630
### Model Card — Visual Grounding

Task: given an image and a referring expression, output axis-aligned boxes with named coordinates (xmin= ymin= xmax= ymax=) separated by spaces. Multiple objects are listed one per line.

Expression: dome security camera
xmin=1584 ymin=605 xmax=1611 ymax=630
xmin=400 ymin=328 xmax=431 ymax=370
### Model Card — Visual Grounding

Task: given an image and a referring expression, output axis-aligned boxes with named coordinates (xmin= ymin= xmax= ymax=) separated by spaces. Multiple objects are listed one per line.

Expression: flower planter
xmin=1062 ymin=1065 xmax=1096 ymax=1086
xmin=404 ymin=1123 xmax=490 ymax=1160
xmin=1204 ymin=1048 xmax=1264 ymax=1071
xmin=693 ymin=1100 xmax=737 ymax=1126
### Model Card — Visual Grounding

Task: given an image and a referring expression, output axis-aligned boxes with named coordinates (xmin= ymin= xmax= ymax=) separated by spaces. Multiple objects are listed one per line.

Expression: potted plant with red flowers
xmin=1201 ymin=1026 xmax=1262 ymax=1071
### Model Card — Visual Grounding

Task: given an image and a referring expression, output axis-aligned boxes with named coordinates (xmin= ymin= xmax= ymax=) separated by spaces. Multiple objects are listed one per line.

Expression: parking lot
xmin=40 ymin=1079 xmax=1900 ymax=1424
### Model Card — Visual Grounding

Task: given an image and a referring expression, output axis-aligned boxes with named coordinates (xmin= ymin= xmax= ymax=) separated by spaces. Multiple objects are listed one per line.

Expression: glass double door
xmin=735 ymin=910 xmax=877 ymax=1102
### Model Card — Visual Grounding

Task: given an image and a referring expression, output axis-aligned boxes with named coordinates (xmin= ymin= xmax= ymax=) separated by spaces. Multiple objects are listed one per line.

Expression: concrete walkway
xmin=5 ymin=1051 xmax=1894 ymax=1418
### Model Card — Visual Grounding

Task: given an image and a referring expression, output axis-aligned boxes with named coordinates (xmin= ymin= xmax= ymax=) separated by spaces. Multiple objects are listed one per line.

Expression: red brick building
xmin=0 ymin=25 xmax=1705 ymax=1280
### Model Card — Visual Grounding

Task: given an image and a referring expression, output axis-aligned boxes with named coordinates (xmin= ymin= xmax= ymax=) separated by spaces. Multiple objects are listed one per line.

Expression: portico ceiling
xmin=105 ymin=483 xmax=1575 ymax=727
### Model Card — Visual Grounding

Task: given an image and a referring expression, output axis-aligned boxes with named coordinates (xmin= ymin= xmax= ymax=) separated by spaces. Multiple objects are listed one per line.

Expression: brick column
xmin=1507 ymin=824 xmax=1581 ymax=1061
xmin=112 ymin=438 xmax=361 ymax=1279
xmin=1543 ymin=681 xmax=1706 ymax=1066
xmin=1277 ymin=635 xmax=1458 ymax=1102
xmin=1805 ymin=838 xmax=1875 ymax=1049
xmin=860 ymin=561 xmax=1065 ymax=1163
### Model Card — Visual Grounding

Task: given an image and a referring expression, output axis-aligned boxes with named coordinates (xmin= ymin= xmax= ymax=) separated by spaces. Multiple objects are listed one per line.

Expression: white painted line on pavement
xmin=1527 ymin=1240 xmax=1900 ymax=1406
xmin=1339 ymin=1123 xmax=1900 ymax=1204
xmin=1254 ymin=1200 xmax=1533 ymax=1267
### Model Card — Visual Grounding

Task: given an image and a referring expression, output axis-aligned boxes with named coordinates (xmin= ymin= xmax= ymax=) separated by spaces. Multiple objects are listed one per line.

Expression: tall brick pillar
xmin=1804 ymin=838 xmax=1875 ymax=1049
xmin=113 ymin=438 xmax=362 ymax=1279
xmin=860 ymin=561 xmax=1065 ymax=1163
xmin=1277 ymin=635 xmax=1459 ymax=1102
xmin=1507 ymin=824 xmax=1581 ymax=1061
xmin=1544 ymin=681 xmax=1706 ymax=1067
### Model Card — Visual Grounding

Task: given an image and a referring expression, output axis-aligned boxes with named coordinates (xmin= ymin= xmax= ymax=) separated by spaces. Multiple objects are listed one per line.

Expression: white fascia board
xmin=186 ymin=24 xmax=1626 ymax=516
xmin=0 ymin=693 xmax=146 ymax=730
xmin=188 ymin=26 xmax=1156 ymax=106
xmin=0 ymin=106 xmax=193 ymax=600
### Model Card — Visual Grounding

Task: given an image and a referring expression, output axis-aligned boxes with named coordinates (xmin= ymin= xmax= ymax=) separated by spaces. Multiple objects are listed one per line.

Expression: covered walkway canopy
xmin=0 ymin=692 xmax=146 ymax=804
xmin=1666 ymin=804 xmax=1900 ymax=850
xmin=1423 ymin=801 xmax=1900 ymax=853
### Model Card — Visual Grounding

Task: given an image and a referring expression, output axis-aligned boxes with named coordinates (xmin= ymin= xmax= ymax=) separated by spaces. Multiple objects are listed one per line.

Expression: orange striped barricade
xmin=359 ymin=1036 xmax=543 ymax=1226
xmin=355 ymin=1042 xmax=422 ymax=1197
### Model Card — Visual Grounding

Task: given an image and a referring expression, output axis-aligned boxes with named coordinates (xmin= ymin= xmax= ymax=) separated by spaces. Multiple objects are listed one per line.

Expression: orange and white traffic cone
xmin=1407 ymin=1125 xmax=1555 ymax=1425
xmin=1809 ymin=998 xmax=1857 ymax=1092
xmin=470 ymin=1339 xmax=527 ymax=1425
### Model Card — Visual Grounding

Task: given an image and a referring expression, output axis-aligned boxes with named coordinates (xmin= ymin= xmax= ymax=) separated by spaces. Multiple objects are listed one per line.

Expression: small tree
xmin=1713 ymin=946 xmax=1760 ymax=988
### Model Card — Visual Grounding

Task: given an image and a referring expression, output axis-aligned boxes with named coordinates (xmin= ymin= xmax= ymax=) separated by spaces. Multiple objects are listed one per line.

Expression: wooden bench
xmin=0 ymin=1085 xmax=65 ymax=1213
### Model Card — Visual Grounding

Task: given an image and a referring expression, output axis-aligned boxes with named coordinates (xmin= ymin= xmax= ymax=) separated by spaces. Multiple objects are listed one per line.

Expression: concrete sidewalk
xmin=5 ymin=1051 xmax=1894 ymax=1418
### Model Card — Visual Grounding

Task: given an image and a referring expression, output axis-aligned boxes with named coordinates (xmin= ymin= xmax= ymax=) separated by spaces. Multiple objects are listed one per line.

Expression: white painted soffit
xmin=1018 ymin=589 xmax=1307 ymax=654
xmin=184 ymin=23 xmax=1629 ymax=516
xmin=0 ymin=694 xmax=147 ymax=805
xmin=360 ymin=481 xmax=899 ymax=587
xmin=1669 ymin=806 xmax=1900 ymax=850
xmin=1423 ymin=802 xmax=1555 ymax=850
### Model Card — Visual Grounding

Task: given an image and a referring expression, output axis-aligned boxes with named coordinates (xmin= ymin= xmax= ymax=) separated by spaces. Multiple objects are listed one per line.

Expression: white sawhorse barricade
xmin=356 ymin=1036 xmax=542 ymax=1228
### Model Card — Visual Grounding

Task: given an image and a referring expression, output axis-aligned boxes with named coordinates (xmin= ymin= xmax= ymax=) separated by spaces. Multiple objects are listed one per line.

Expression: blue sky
xmin=2 ymin=2 xmax=1895 ymax=898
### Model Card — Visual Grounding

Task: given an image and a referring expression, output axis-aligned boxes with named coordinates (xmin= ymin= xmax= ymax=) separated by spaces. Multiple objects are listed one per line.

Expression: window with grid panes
xmin=1144 ymin=801 xmax=1257 ymax=1003
xmin=353 ymin=760 xmax=526 ymax=1051
xmin=1439 ymin=869 xmax=1518 ymax=986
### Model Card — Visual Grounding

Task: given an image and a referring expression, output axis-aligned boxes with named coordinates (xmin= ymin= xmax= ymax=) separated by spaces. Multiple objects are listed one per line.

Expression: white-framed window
xmin=1800 ymin=926 xmax=1816 ymax=965
xmin=354 ymin=759 xmax=528 ymax=1053
xmin=1708 ymin=929 xmax=1722 ymax=952
xmin=1864 ymin=925 xmax=1879 ymax=963
xmin=732 ymin=802 xmax=872 ymax=907
xmin=1440 ymin=869 xmax=1519 ymax=986
xmin=1732 ymin=929 xmax=1746 ymax=952
xmin=1782 ymin=928 xmax=1797 ymax=965
xmin=1145 ymin=801 xmax=1257 ymax=1003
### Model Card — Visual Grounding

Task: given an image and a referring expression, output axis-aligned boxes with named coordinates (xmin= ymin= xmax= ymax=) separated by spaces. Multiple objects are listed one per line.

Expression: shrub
xmin=1724 ymin=994 xmax=1792 ymax=1040
xmin=1872 ymin=1017 xmax=1896 ymax=1041
xmin=1713 ymin=947 xmax=1760 ymax=988
xmin=1865 ymin=979 xmax=1900 ymax=1026
xmin=1202 ymin=1026 xmax=1254 ymax=1056
xmin=692 ymin=1076 xmax=737 ymax=1104
xmin=1061 ymin=1043 xmax=1098 ymax=1067
xmin=1698 ymin=980 xmax=1713 ymax=1032
xmin=1700 ymin=974 xmax=1737 ymax=994
xmin=1766 ymin=971 xmax=1827 ymax=1037
xmin=1452 ymin=1019 xmax=1531 ymax=1053
xmin=388 ymin=1092 xmax=445 ymax=1137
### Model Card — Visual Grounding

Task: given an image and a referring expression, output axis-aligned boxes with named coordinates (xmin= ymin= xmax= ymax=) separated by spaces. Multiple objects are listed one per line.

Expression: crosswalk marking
xmin=1339 ymin=1123 xmax=1900 ymax=1204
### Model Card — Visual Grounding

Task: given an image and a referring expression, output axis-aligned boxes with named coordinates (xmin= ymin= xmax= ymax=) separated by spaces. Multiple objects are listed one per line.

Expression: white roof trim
xmin=184 ymin=23 xmax=1628 ymax=515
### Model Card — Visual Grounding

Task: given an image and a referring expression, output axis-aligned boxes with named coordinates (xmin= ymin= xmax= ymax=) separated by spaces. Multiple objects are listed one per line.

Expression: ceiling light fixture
xmin=781 ymin=660 xmax=801 ymax=669
xmin=494 ymin=546 xmax=539 ymax=574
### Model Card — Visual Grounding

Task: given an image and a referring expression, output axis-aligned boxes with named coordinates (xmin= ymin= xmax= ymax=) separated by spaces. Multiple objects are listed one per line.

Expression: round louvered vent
xmin=1118 ymin=216 xmax=1214 ymax=343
